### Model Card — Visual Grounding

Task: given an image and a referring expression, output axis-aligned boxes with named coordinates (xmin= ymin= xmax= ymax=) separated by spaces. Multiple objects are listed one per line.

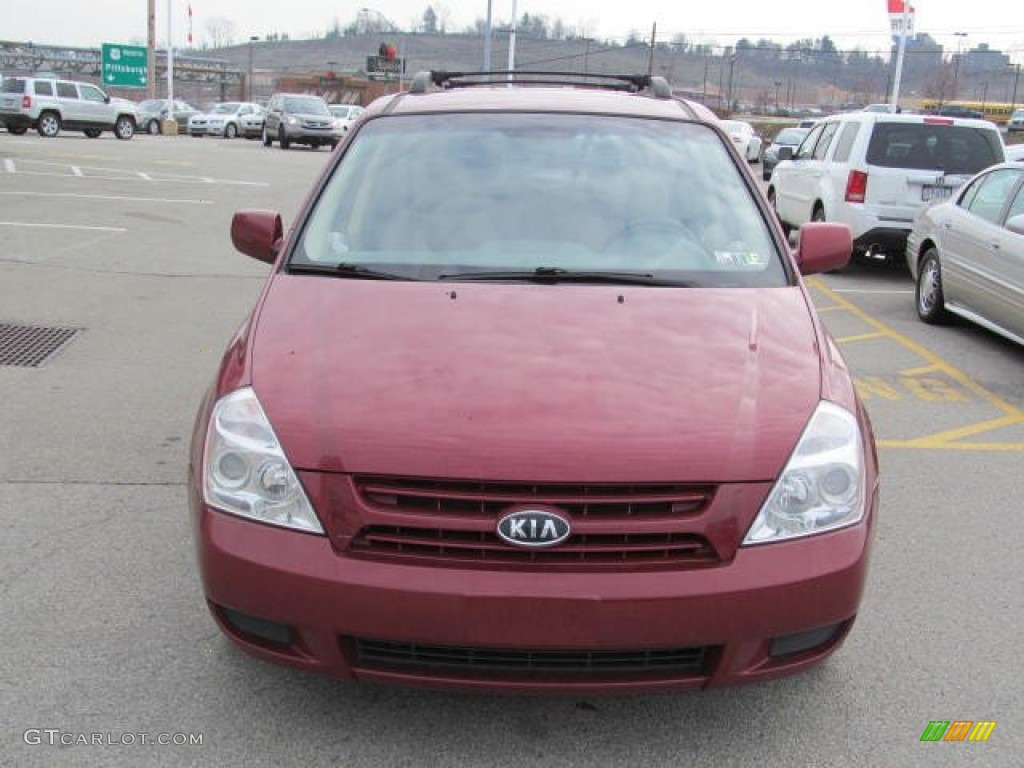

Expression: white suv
xmin=0 ymin=75 xmax=138 ymax=139
xmin=767 ymin=112 xmax=1005 ymax=263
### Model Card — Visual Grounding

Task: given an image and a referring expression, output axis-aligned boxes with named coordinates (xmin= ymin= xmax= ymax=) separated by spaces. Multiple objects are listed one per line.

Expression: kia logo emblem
xmin=496 ymin=509 xmax=571 ymax=549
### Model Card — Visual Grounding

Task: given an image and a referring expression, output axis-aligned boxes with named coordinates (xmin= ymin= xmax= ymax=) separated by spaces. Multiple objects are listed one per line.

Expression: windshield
xmin=292 ymin=113 xmax=786 ymax=287
xmin=139 ymin=99 xmax=164 ymax=111
xmin=211 ymin=103 xmax=240 ymax=113
xmin=283 ymin=96 xmax=330 ymax=115
xmin=775 ymin=128 xmax=808 ymax=145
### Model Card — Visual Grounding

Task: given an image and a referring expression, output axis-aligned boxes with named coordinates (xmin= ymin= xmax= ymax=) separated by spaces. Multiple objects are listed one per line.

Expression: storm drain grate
xmin=0 ymin=323 xmax=83 ymax=368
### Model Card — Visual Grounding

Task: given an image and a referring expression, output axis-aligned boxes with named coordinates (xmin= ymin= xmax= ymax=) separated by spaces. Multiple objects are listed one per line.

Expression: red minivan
xmin=189 ymin=71 xmax=878 ymax=694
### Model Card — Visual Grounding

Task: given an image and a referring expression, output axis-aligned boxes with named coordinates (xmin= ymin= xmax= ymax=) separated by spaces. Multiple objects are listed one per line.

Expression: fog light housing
xmin=220 ymin=606 xmax=292 ymax=646
xmin=770 ymin=623 xmax=843 ymax=657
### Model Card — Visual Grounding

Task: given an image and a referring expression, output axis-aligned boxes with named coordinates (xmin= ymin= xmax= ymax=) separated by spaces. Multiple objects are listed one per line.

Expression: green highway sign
xmin=101 ymin=44 xmax=148 ymax=88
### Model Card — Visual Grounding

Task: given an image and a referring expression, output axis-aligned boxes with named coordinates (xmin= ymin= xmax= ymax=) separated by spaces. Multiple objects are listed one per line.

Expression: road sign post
xmin=101 ymin=44 xmax=148 ymax=89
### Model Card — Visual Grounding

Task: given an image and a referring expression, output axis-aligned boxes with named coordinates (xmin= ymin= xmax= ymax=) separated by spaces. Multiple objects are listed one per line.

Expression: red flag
xmin=887 ymin=0 xmax=913 ymax=13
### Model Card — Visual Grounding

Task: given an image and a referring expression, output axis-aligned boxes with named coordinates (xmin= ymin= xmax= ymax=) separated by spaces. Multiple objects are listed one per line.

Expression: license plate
xmin=922 ymin=185 xmax=952 ymax=203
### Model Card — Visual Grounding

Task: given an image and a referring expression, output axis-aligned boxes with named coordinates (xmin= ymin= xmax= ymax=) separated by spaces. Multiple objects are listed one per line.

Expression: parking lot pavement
xmin=2 ymin=133 xmax=1023 ymax=767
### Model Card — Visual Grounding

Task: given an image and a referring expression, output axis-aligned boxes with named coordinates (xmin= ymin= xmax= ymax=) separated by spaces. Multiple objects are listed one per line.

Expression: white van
xmin=767 ymin=112 xmax=1005 ymax=263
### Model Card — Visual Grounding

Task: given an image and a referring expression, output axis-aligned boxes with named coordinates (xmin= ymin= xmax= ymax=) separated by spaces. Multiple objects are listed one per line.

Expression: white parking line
xmin=2 ymin=158 xmax=267 ymax=186
xmin=0 ymin=221 xmax=127 ymax=232
xmin=0 ymin=191 xmax=212 ymax=205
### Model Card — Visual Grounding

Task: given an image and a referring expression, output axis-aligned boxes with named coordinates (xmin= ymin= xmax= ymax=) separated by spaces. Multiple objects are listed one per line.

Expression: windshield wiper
xmin=438 ymin=267 xmax=692 ymax=286
xmin=288 ymin=262 xmax=416 ymax=281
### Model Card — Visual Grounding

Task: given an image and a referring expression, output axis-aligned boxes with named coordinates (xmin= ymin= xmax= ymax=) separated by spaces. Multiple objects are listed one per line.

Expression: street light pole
xmin=507 ymin=0 xmax=518 ymax=73
xmin=952 ymin=32 xmax=967 ymax=102
xmin=248 ymin=36 xmax=258 ymax=102
xmin=1010 ymin=63 xmax=1021 ymax=111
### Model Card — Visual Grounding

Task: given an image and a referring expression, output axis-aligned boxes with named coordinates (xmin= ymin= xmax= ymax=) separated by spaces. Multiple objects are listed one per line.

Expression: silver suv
xmin=0 ymin=75 xmax=138 ymax=139
xmin=262 ymin=93 xmax=340 ymax=150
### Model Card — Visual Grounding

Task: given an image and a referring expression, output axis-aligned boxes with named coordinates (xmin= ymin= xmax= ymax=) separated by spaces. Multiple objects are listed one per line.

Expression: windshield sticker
xmin=714 ymin=251 xmax=768 ymax=268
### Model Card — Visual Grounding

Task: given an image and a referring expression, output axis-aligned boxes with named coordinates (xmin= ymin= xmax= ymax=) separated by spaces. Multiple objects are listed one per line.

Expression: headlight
xmin=743 ymin=401 xmax=865 ymax=545
xmin=203 ymin=388 xmax=324 ymax=534
xmin=286 ymin=116 xmax=299 ymax=126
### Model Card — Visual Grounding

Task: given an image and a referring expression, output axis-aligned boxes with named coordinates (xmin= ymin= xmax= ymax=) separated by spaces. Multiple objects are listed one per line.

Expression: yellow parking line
xmin=835 ymin=331 xmax=888 ymax=344
xmin=809 ymin=278 xmax=1024 ymax=450
xmin=900 ymin=415 xmax=1022 ymax=445
xmin=878 ymin=439 xmax=1024 ymax=451
xmin=900 ymin=363 xmax=940 ymax=376
xmin=814 ymin=305 xmax=846 ymax=313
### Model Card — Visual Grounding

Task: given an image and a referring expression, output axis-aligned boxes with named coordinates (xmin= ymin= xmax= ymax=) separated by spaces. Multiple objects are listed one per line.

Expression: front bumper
xmin=192 ymin=485 xmax=876 ymax=694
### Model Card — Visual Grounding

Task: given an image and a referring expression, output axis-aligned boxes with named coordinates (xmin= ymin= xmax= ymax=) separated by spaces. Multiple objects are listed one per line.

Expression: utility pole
xmin=702 ymin=47 xmax=709 ymax=103
xmin=483 ymin=0 xmax=493 ymax=72
xmin=646 ymin=22 xmax=656 ymax=77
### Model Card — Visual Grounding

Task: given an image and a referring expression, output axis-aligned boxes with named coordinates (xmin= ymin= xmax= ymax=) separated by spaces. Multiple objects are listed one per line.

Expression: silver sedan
xmin=906 ymin=160 xmax=1024 ymax=346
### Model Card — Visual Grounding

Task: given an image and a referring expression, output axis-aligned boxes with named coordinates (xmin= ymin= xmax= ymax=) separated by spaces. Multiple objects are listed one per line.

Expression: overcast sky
xmin=5 ymin=0 xmax=1022 ymax=59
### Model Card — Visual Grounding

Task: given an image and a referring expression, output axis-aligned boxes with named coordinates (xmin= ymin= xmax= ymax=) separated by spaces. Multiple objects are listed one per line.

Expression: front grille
xmin=349 ymin=525 xmax=717 ymax=569
xmin=352 ymin=638 xmax=709 ymax=676
xmin=355 ymin=477 xmax=713 ymax=518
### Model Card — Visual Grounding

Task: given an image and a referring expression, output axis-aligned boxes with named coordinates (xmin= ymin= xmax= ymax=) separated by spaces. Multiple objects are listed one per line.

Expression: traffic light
xmin=379 ymin=42 xmax=397 ymax=61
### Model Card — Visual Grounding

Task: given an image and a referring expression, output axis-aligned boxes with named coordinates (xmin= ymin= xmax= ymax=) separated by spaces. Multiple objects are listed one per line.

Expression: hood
xmin=250 ymin=277 xmax=824 ymax=483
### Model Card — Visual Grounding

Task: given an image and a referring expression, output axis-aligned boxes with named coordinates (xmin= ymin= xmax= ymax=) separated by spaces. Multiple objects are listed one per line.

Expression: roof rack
xmin=408 ymin=70 xmax=672 ymax=99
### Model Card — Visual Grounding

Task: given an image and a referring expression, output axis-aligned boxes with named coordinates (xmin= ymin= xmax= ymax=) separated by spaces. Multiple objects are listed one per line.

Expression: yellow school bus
xmin=919 ymin=100 xmax=1016 ymax=123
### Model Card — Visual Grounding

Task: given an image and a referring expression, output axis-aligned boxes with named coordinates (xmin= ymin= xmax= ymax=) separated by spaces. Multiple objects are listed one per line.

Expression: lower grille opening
xmin=351 ymin=638 xmax=710 ymax=676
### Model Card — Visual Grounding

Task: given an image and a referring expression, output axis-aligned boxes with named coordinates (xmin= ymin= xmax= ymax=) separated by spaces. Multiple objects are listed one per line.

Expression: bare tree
xmin=433 ymin=2 xmax=453 ymax=35
xmin=205 ymin=17 xmax=236 ymax=48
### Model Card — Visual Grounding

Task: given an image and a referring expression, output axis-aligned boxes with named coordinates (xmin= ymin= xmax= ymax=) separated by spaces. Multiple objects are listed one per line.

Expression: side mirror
xmin=1006 ymin=214 xmax=1024 ymax=237
xmin=778 ymin=146 xmax=795 ymax=161
xmin=794 ymin=222 xmax=852 ymax=275
xmin=231 ymin=210 xmax=283 ymax=265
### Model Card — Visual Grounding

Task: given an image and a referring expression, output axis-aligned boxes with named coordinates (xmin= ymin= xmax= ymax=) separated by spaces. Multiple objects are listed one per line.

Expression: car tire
xmin=811 ymin=205 xmax=825 ymax=223
xmin=279 ymin=127 xmax=290 ymax=150
xmin=262 ymin=125 xmax=272 ymax=147
xmin=915 ymin=249 xmax=950 ymax=325
xmin=84 ymin=128 xmax=102 ymax=138
xmin=225 ymin=123 xmax=237 ymax=139
xmin=8 ymin=126 xmax=28 ymax=135
xmin=36 ymin=111 xmax=61 ymax=138
xmin=114 ymin=116 xmax=135 ymax=140
xmin=147 ymin=119 xmax=161 ymax=135
xmin=329 ymin=140 xmax=339 ymax=150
